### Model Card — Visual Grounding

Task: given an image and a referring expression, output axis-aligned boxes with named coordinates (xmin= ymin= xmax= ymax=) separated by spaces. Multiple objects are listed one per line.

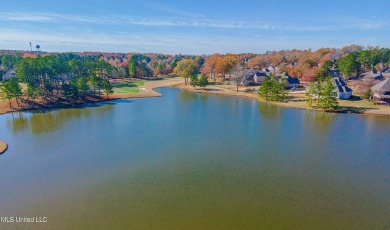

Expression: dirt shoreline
xmin=0 ymin=141 xmax=7 ymax=154
xmin=172 ymin=83 xmax=390 ymax=117
xmin=0 ymin=77 xmax=389 ymax=117
xmin=0 ymin=78 xmax=182 ymax=115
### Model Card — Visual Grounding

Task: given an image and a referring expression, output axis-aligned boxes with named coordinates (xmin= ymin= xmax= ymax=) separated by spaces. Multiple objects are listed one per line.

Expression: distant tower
xmin=36 ymin=45 xmax=40 ymax=53
xmin=29 ymin=42 xmax=32 ymax=52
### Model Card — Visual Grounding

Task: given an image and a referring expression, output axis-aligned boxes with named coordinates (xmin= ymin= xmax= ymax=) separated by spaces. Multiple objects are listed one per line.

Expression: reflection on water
xmin=199 ymin=93 xmax=209 ymax=101
xmin=0 ymin=87 xmax=389 ymax=230
xmin=303 ymin=110 xmax=336 ymax=136
xmin=6 ymin=113 xmax=29 ymax=133
xmin=179 ymin=90 xmax=198 ymax=102
xmin=6 ymin=103 xmax=113 ymax=134
xmin=258 ymin=102 xmax=284 ymax=120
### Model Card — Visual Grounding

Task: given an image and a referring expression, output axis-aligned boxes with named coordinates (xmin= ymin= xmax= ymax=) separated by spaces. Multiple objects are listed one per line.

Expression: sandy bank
xmin=0 ymin=77 xmax=389 ymax=117
xmin=0 ymin=78 xmax=183 ymax=115
xmin=109 ymin=77 xmax=183 ymax=99
xmin=0 ymin=141 xmax=7 ymax=154
xmin=173 ymin=83 xmax=390 ymax=117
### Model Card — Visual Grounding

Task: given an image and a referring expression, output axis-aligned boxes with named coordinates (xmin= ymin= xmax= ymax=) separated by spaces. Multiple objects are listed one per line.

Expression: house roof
xmin=371 ymin=78 xmax=390 ymax=91
xmin=332 ymin=77 xmax=346 ymax=87
xmin=2 ymin=69 xmax=15 ymax=80
xmin=382 ymin=68 xmax=390 ymax=73
xmin=255 ymin=71 xmax=267 ymax=77
xmin=286 ymin=76 xmax=300 ymax=84
xmin=267 ymin=66 xmax=274 ymax=70
xmin=329 ymin=70 xmax=340 ymax=77
xmin=244 ymin=68 xmax=256 ymax=76
xmin=382 ymin=73 xmax=390 ymax=78
xmin=333 ymin=85 xmax=352 ymax=93
xmin=381 ymin=69 xmax=390 ymax=78
xmin=360 ymin=70 xmax=383 ymax=80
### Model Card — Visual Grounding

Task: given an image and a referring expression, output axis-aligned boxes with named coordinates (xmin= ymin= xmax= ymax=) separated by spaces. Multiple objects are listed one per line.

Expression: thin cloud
xmin=0 ymin=28 xmax=386 ymax=54
xmin=146 ymin=1 xmax=206 ymax=18
xmin=0 ymin=12 xmax=385 ymax=32
xmin=0 ymin=12 xmax=274 ymax=29
xmin=0 ymin=12 xmax=52 ymax=22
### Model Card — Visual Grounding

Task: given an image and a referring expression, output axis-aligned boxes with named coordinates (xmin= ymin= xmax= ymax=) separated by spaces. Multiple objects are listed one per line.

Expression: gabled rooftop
xmin=244 ymin=69 xmax=256 ymax=76
xmin=286 ymin=76 xmax=300 ymax=84
xmin=255 ymin=71 xmax=267 ymax=77
xmin=371 ymin=78 xmax=390 ymax=91
xmin=333 ymin=85 xmax=352 ymax=93
xmin=332 ymin=77 xmax=347 ymax=87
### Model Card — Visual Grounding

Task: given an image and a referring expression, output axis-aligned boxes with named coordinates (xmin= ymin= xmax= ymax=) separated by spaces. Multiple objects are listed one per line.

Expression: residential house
xmin=359 ymin=70 xmax=384 ymax=81
xmin=371 ymin=78 xmax=390 ymax=104
xmin=381 ymin=69 xmax=390 ymax=78
xmin=262 ymin=68 xmax=272 ymax=76
xmin=285 ymin=76 xmax=300 ymax=89
xmin=331 ymin=77 xmax=353 ymax=99
xmin=329 ymin=69 xmax=341 ymax=78
xmin=241 ymin=69 xmax=256 ymax=86
xmin=264 ymin=66 xmax=279 ymax=76
xmin=2 ymin=68 xmax=15 ymax=81
xmin=254 ymin=71 xmax=267 ymax=84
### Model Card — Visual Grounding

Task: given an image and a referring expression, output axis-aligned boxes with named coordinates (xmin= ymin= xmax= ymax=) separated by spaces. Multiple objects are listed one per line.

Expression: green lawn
xmin=113 ymin=81 xmax=145 ymax=94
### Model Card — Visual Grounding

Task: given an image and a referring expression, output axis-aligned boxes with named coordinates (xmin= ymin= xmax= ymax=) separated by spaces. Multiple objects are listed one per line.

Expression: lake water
xmin=0 ymin=87 xmax=389 ymax=230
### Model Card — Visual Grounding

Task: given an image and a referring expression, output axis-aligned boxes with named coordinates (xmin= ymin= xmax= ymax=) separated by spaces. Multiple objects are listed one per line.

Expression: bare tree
xmin=229 ymin=64 xmax=245 ymax=92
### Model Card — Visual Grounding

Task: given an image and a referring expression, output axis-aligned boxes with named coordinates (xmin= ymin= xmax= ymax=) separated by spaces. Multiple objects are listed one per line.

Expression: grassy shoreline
xmin=0 ymin=77 xmax=389 ymax=117
xmin=0 ymin=77 xmax=182 ymax=115
xmin=173 ymin=82 xmax=390 ymax=117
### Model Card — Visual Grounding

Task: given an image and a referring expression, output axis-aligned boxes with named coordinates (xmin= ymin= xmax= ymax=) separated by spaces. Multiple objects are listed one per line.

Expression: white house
xmin=331 ymin=77 xmax=352 ymax=99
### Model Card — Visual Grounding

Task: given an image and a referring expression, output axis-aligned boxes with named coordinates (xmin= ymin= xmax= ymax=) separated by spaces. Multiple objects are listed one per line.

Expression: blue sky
xmin=1 ymin=0 xmax=389 ymax=54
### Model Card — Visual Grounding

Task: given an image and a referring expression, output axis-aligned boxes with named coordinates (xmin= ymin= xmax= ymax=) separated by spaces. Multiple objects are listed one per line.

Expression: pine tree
xmin=8 ymin=77 xmax=22 ymax=106
xmin=258 ymin=76 xmax=287 ymax=102
xmin=305 ymin=81 xmax=318 ymax=106
xmin=103 ymin=80 xmax=113 ymax=99
xmin=306 ymin=77 xmax=338 ymax=111
xmin=258 ymin=76 xmax=272 ymax=101
xmin=318 ymin=77 xmax=338 ymax=111
xmin=0 ymin=81 xmax=13 ymax=107
xmin=198 ymin=74 xmax=209 ymax=89
xmin=190 ymin=75 xmax=199 ymax=89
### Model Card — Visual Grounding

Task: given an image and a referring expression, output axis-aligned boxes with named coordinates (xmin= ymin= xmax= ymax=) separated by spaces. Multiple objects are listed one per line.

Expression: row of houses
xmin=240 ymin=67 xmax=301 ymax=89
xmin=243 ymin=66 xmax=354 ymax=100
xmin=233 ymin=65 xmax=390 ymax=103
xmin=358 ymin=70 xmax=390 ymax=81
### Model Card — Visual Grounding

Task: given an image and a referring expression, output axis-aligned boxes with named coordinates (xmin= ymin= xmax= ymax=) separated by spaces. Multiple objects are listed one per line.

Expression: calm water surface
xmin=0 ymin=87 xmax=389 ymax=229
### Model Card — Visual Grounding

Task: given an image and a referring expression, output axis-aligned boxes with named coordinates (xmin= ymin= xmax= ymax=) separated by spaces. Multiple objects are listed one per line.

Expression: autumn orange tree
xmin=247 ymin=54 xmax=269 ymax=69
xmin=212 ymin=54 xmax=238 ymax=82
xmin=202 ymin=54 xmax=222 ymax=81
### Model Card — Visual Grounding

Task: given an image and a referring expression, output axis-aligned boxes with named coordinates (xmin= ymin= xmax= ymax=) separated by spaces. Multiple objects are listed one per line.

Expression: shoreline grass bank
xmin=0 ymin=78 xmax=389 ymax=117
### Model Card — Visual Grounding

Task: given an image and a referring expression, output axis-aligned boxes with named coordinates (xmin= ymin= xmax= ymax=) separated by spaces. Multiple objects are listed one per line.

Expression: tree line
xmin=0 ymin=54 xmax=119 ymax=107
xmin=1 ymin=45 xmax=389 ymax=110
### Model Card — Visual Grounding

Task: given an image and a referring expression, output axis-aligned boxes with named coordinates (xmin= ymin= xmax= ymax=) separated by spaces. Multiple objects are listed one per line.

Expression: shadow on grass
xmin=19 ymin=95 xmax=119 ymax=114
xmin=113 ymin=82 xmax=140 ymax=88
xmin=286 ymin=95 xmax=306 ymax=102
xmin=345 ymin=95 xmax=362 ymax=101
xmin=204 ymin=88 xmax=224 ymax=92
xmin=335 ymin=106 xmax=378 ymax=114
